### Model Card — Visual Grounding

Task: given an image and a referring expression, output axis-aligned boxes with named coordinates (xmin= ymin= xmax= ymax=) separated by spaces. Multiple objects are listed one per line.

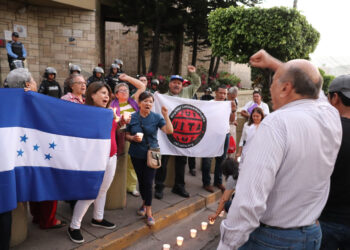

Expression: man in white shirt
xmin=241 ymin=90 xmax=269 ymax=118
xmin=218 ymin=50 xmax=342 ymax=250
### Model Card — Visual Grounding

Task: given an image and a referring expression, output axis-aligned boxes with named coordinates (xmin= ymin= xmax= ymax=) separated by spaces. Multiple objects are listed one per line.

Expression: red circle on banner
xmin=167 ymin=104 xmax=206 ymax=148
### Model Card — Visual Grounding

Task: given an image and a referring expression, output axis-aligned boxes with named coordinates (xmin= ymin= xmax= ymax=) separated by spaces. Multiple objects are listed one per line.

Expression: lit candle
xmin=163 ymin=243 xmax=170 ymax=250
xmin=209 ymin=219 xmax=215 ymax=225
xmin=201 ymin=222 xmax=208 ymax=230
xmin=190 ymin=229 xmax=197 ymax=238
xmin=176 ymin=236 xmax=184 ymax=246
xmin=219 ymin=211 xmax=225 ymax=217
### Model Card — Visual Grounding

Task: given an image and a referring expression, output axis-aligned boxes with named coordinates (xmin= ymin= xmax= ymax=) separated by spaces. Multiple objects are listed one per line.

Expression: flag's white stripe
xmin=1 ymin=127 xmax=110 ymax=172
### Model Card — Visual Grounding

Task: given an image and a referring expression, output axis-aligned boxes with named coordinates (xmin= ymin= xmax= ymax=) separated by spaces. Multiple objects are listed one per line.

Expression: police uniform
xmin=38 ymin=80 xmax=62 ymax=98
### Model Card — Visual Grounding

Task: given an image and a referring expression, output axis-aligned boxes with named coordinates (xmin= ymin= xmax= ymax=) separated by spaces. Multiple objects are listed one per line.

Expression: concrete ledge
xmin=77 ymin=191 xmax=221 ymax=250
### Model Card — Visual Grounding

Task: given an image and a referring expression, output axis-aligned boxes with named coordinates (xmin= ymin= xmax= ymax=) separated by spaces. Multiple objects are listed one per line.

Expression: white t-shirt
xmin=242 ymin=100 xmax=270 ymax=116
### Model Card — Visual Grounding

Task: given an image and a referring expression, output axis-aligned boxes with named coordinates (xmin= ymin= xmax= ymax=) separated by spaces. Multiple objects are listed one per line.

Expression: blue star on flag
xmin=49 ymin=142 xmax=56 ymax=149
xmin=33 ymin=144 xmax=40 ymax=151
xmin=20 ymin=134 xmax=28 ymax=143
xmin=44 ymin=153 xmax=52 ymax=160
xmin=17 ymin=149 xmax=24 ymax=157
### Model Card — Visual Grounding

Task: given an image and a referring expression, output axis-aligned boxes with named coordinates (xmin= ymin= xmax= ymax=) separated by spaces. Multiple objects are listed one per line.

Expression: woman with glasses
xmin=61 ymin=74 xmax=86 ymax=104
xmin=109 ymin=74 xmax=146 ymax=199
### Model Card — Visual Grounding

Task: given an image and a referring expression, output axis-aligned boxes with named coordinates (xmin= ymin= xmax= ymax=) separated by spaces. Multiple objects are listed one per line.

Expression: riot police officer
xmin=114 ymin=59 xmax=124 ymax=73
xmin=149 ymin=79 xmax=159 ymax=93
xmin=105 ymin=63 xmax=120 ymax=93
xmin=64 ymin=64 xmax=82 ymax=94
xmin=38 ymin=67 xmax=62 ymax=98
xmin=6 ymin=32 xmax=27 ymax=71
xmin=87 ymin=67 xmax=105 ymax=87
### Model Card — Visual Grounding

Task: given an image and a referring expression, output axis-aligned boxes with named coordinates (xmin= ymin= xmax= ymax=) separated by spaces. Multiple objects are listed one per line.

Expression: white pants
xmin=70 ymin=155 xmax=117 ymax=229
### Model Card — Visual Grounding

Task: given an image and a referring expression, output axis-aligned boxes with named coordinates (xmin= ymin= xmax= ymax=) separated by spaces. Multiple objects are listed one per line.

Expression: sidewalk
xmin=12 ymin=169 xmax=222 ymax=250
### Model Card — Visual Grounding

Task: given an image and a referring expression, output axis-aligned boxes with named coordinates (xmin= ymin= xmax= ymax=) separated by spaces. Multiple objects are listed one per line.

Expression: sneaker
xmin=91 ymin=219 xmax=116 ymax=229
xmin=147 ymin=216 xmax=155 ymax=226
xmin=137 ymin=207 xmax=146 ymax=217
xmin=131 ymin=190 xmax=140 ymax=197
xmin=67 ymin=228 xmax=84 ymax=244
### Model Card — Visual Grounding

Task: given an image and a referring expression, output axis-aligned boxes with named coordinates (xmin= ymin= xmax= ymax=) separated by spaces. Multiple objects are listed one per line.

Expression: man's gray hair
xmin=115 ymin=82 xmax=129 ymax=93
xmin=6 ymin=68 xmax=32 ymax=88
xmin=228 ymin=86 xmax=238 ymax=95
xmin=280 ymin=66 xmax=322 ymax=99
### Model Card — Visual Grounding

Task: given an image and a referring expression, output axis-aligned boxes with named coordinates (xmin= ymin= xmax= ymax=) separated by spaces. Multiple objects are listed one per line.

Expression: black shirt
xmin=320 ymin=117 xmax=350 ymax=226
xmin=38 ymin=80 xmax=62 ymax=98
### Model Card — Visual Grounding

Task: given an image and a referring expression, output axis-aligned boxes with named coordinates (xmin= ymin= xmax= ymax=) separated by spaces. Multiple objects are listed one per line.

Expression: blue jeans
xmin=201 ymin=133 xmax=229 ymax=186
xmin=320 ymin=220 xmax=350 ymax=250
xmin=239 ymin=223 xmax=322 ymax=250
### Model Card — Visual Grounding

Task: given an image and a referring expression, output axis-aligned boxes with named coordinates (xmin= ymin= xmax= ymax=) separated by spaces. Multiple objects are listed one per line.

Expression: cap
xmin=170 ymin=75 xmax=183 ymax=82
xmin=329 ymin=75 xmax=350 ymax=98
xmin=182 ymin=79 xmax=191 ymax=86
xmin=12 ymin=32 xmax=19 ymax=37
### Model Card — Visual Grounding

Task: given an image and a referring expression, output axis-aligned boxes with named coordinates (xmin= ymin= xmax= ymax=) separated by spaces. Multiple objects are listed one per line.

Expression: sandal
xmin=48 ymin=220 xmax=67 ymax=229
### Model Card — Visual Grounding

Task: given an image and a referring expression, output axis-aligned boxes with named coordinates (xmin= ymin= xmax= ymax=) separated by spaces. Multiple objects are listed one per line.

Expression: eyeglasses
xmin=118 ymin=89 xmax=129 ymax=93
xmin=74 ymin=81 xmax=86 ymax=85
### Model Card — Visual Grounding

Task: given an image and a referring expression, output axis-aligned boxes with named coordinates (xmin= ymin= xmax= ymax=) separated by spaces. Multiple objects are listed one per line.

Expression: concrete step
xmin=77 ymin=192 xmax=221 ymax=250
xmin=125 ymin=203 xmax=223 ymax=250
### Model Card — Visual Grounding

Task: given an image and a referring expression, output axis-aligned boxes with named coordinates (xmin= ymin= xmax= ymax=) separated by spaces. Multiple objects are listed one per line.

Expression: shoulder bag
xmin=138 ymin=116 xmax=162 ymax=169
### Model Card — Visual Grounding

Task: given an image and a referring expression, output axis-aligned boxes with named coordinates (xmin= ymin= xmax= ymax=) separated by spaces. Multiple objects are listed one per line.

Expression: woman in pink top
xmin=61 ymin=74 xmax=86 ymax=104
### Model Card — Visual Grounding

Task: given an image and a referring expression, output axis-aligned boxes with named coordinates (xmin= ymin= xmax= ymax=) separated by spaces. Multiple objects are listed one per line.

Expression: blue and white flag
xmin=153 ymin=93 xmax=231 ymax=157
xmin=0 ymin=89 xmax=113 ymax=213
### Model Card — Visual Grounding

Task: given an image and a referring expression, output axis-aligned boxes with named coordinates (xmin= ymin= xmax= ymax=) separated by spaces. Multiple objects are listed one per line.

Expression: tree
xmin=208 ymin=6 xmax=320 ymax=103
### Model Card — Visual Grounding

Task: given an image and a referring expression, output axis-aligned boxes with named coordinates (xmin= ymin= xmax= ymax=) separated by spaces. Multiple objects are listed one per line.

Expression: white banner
xmin=153 ymin=92 xmax=231 ymax=157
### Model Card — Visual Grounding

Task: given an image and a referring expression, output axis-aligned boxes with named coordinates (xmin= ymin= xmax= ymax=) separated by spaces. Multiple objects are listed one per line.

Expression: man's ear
xmin=280 ymin=82 xmax=293 ymax=98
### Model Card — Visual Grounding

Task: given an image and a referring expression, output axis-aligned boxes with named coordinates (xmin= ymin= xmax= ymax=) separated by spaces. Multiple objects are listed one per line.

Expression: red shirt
xmin=110 ymin=120 xmax=118 ymax=157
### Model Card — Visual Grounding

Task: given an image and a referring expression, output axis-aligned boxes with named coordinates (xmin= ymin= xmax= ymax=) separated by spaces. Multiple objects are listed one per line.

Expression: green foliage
xmin=208 ymin=6 xmax=320 ymax=103
xmin=208 ymin=7 xmax=320 ymax=63
xmin=209 ymin=71 xmax=241 ymax=90
xmin=319 ymin=68 xmax=335 ymax=95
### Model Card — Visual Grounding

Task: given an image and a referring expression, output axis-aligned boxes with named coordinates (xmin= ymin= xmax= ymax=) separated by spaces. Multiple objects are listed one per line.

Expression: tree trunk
xmin=191 ymin=28 xmax=198 ymax=66
xmin=207 ymin=55 xmax=215 ymax=83
xmin=213 ymin=56 xmax=221 ymax=77
xmin=172 ymin=25 xmax=184 ymax=75
xmin=148 ymin=2 xmax=161 ymax=75
xmin=293 ymin=0 xmax=298 ymax=8
xmin=137 ymin=24 xmax=146 ymax=74
xmin=137 ymin=24 xmax=143 ymax=74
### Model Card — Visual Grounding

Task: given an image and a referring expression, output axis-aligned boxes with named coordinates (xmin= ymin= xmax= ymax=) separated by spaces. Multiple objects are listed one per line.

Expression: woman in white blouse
xmin=236 ymin=107 xmax=265 ymax=161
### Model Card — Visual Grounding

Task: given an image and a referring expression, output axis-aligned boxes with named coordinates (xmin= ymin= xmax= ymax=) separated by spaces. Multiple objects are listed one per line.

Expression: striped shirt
xmin=218 ymin=96 xmax=342 ymax=250
xmin=119 ymin=101 xmax=136 ymax=115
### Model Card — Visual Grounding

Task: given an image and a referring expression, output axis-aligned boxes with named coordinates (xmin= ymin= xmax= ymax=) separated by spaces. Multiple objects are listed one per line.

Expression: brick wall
xmin=0 ymin=0 xmax=101 ymax=87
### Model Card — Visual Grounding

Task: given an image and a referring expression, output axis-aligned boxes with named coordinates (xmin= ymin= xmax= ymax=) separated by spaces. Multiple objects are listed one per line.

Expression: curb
xmin=77 ymin=190 xmax=221 ymax=250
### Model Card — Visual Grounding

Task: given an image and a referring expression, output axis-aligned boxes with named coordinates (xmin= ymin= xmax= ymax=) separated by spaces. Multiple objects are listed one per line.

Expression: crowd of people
xmin=2 ymin=32 xmax=349 ymax=250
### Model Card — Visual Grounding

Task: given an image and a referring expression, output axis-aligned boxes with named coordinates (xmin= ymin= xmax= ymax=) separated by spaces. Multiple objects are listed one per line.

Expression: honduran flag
xmin=0 ymin=89 xmax=113 ymax=213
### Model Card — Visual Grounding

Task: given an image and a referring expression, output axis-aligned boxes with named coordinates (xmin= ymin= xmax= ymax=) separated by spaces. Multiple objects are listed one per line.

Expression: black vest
xmin=7 ymin=41 xmax=23 ymax=61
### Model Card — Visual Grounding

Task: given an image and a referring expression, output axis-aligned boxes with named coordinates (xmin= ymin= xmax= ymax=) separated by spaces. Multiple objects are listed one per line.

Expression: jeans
xmin=70 ymin=155 xmax=117 ymax=229
xmin=0 ymin=211 xmax=11 ymax=250
xmin=320 ymin=220 xmax=350 ymax=250
xmin=131 ymin=157 xmax=156 ymax=206
xmin=188 ymin=157 xmax=196 ymax=170
xmin=201 ymin=133 xmax=229 ymax=186
xmin=155 ymin=155 xmax=187 ymax=191
xmin=239 ymin=223 xmax=322 ymax=250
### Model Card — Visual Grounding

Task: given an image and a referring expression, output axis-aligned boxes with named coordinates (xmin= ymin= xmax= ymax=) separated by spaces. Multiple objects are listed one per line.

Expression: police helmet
xmin=110 ymin=64 xmax=120 ymax=70
xmin=70 ymin=64 xmax=81 ymax=74
xmin=151 ymin=79 xmax=159 ymax=86
xmin=10 ymin=60 xmax=24 ymax=70
xmin=93 ymin=67 xmax=104 ymax=74
xmin=114 ymin=59 xmax=123 ymax=66
xmin=45 ymin=67 xmax=57 ymax=75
